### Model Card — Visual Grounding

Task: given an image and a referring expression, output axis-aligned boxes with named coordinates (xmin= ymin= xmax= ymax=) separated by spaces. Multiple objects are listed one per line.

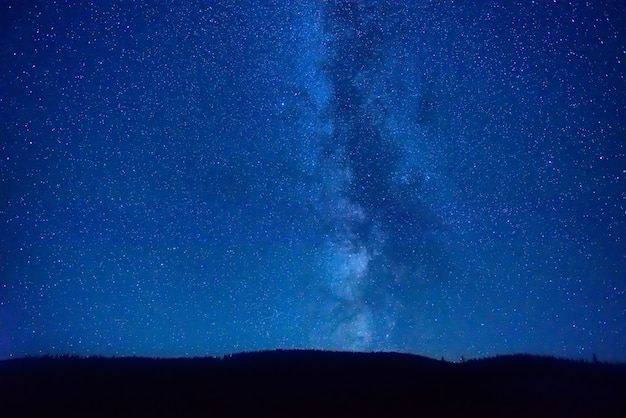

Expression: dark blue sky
xmin=1 ymin=1 xmax=624 ymax=362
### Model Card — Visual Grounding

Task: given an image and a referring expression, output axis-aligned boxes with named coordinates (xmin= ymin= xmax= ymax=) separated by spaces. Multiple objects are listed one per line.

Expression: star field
xmin=1 ymin=1 xmax=625 ymax=362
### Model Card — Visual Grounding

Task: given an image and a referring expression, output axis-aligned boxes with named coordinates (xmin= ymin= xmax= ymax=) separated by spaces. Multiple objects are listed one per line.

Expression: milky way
xmin=1 ymin=1 xmax=624 ymax=362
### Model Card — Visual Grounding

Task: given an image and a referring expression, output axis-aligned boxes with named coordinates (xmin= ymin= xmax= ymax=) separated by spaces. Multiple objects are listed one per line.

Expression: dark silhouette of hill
xmin=1 ymin=350 xmax=624 ymax=417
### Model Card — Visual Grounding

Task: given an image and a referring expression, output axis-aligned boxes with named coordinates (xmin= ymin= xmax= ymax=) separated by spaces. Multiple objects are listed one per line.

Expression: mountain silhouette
xmin=1 ymin=350 xmax=624 ymax=417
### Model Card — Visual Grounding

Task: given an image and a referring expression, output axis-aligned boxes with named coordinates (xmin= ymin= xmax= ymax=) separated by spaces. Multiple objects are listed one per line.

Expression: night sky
xmin=1 ymin=1 xmax=625 ymax=362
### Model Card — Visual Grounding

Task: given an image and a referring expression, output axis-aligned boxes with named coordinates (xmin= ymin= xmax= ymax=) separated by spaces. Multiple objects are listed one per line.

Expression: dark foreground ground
xmin=1 ymin=350 xmax=625 ymax=417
